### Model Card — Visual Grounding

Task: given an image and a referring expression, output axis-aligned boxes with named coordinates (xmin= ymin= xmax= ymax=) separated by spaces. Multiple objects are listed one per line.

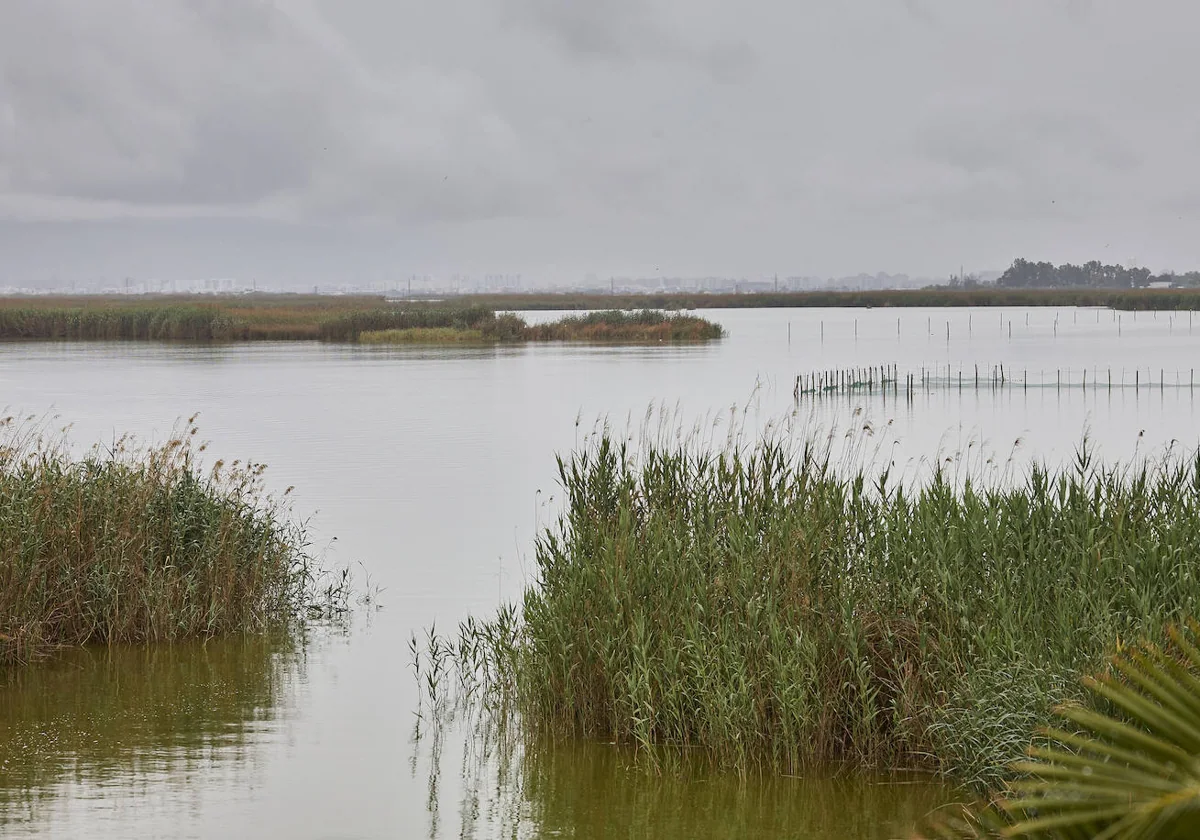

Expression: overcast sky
xmin=1 ymin=1 xmax=1199 ymax=287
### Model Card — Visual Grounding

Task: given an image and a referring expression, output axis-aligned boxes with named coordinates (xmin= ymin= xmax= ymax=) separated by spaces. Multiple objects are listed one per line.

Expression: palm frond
xmin=922 ymin=621 xmax=1200 ymax=839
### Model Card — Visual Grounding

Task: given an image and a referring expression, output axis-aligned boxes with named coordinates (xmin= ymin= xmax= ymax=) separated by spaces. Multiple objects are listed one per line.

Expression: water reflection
xmin=0 ymin=634 xmax=304 ymax=828
xmin=419 ymin=718 xmax=959 ymax=839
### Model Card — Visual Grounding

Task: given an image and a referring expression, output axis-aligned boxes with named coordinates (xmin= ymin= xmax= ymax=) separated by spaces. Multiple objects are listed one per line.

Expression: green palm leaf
xmin=924 ymin=621 xmax=1200 ymax=839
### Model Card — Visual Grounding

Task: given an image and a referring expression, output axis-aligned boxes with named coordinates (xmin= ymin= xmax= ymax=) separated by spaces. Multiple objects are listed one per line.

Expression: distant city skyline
xmin=0 ymin=268 xmax=997 ymax=298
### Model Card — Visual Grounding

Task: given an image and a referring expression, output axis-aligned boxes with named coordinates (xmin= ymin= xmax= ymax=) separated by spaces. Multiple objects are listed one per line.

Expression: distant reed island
xmin=0 ymin=297 xmax=723 ymax=343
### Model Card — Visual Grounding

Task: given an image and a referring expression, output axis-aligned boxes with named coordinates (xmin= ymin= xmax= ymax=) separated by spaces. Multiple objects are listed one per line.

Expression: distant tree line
xmin=997 ymin=258 xmax=1200 ymax=289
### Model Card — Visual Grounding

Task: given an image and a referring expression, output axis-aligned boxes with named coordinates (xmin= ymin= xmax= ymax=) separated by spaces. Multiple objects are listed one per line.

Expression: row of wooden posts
xmin=787 ymin=309 xmax=1197 ymax=344
xmin=794 ymin=364 xmax=1199 ymax=401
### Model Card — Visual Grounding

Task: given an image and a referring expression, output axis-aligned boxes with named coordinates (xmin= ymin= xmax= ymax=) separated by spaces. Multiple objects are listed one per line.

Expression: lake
xmin=1 ymin=306 xmax=1197 ymax=838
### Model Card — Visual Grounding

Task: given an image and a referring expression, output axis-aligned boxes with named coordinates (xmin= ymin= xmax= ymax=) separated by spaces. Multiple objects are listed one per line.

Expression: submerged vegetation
xmin=0 ymin=297 xmax=723 ymax=343
xmin=0 ymin=417 xmax=345 ymax=666
xmin=418 ymin=427 xmax=1200 ymax=789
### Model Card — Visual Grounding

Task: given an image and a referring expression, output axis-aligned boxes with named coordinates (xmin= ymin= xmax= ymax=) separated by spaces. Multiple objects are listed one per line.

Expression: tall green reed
xmin=0 ymin=306 xmax=251 ymax=341
xmin=0 ymin=416 xmax=347 ymax=665
xmin=419 ymin=419 xmax=1200 ymax=788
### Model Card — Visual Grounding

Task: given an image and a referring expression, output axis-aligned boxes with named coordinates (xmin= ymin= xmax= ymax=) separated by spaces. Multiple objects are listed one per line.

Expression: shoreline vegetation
xmin=416 ymin=428 xmax=1200 ymax=791
xmin=0 ymin=298 xmax=723 ymax=343
xmin=0 ymin=287 xmax=1197 ymax=345
xmin=457 ymin=287 xmax=1200 ymax=311
xmin=0 ymin=417 xmax=346 ymax=667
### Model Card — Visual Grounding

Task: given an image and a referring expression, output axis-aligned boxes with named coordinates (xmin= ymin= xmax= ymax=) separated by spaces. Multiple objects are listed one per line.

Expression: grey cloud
xmin=0 ymin=0 xmax=536 ymax=221
xmin=504 ymin=0 xmax=661 ymax=58
xmin=500 ymin=0 xmax=756 ymax=80
xmin=0 ymin=2 xmax=340 ymax=206
xmin=4 ymin=0 xmax=1200 ymax=283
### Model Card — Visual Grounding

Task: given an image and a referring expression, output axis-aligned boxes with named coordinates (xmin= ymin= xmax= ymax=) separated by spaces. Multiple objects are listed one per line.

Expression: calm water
xmin=1 ymin=307 xmax=1197 ymax=838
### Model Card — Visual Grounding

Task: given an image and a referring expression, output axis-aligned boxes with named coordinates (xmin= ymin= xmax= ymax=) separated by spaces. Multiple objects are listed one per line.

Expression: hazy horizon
xmin=4 ymin=2 xmax=1200 ymax=288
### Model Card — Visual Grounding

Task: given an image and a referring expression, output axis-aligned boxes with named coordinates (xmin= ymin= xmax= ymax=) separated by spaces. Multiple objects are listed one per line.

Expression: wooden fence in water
xmin=794 ymin=364 xmax=1199 ymax=401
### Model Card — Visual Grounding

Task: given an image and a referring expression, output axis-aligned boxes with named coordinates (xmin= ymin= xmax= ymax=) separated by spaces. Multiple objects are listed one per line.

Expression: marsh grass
xmin=341 ymin=309 xmax=723 ymax=344
xmin=0 ymin=294 xmax=390 ymax=341
xmin=418 ymin=417 xmax=1200 ymax=788
xmin=317 ymin=305 xmax=505 ymax=341
xmin=523 ymin=310 xmax=725 ymax=342
xmin=359 ymin=327 xmax=489 ymax=344
xmin=0 ymin=305 xmax=253 ymax=341
xmin=0 ymin=298 xmax=722 ymax=344
xmin=457 ymin=288 xmax=1200 ymax=311
xmin=0 ymin=416 xmax=346 ymax=666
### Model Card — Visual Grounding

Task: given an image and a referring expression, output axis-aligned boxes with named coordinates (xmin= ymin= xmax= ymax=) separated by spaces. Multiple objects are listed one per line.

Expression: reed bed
xmin=0 ymin=306 xmax=252 ymax=341
xmin=317 ymin=305 xmax=516 ymax=342
xmin=0 ymin=298 xmax=722 ymax=344
xmin=344 ymin=309 xmax=723 ymax=344
xmin=359 ymin=327 xmax=489 ymax=344
xmin=522 ymin=310 xmax=725 ymax=342
xmin=0 ymin=295 xmax=390 ymax=341
xmin=420 ymin=426 xmax=1200 ymax=788
xmin=0 ymin=417 xmax=345 ymax=666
